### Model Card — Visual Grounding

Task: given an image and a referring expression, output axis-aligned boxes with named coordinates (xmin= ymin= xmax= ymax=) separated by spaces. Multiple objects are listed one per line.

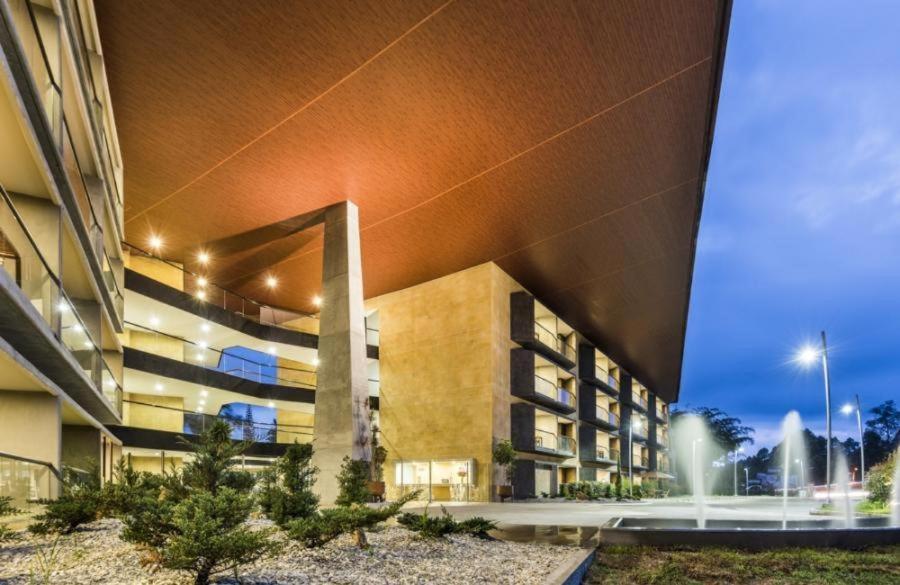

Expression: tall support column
xmin=312 ymin=201 xmax=371 ymax=504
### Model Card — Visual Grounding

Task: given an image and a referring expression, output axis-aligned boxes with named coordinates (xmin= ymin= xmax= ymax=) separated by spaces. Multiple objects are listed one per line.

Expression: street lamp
xmin=796 ymin=331 xmax=834 ymax=504
xmin=732 ymin=446 xmax=744 ymax=497
xmin=795 ymin=458 xmax=806 ymax=495
xmin=629 ymin=417 xmax=642 ymax=497
xmin=841 ymin=395 xmax=865 ymax=485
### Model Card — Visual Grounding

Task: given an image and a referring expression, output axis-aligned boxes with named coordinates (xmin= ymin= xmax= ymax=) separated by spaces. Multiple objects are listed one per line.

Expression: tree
xmin=866 ymin=400 xmax=900 ymax=443
xmin=121 ymin=421 xmax=277 ymax=585
xmin=334 ymin=456 xmax=370 ymax=507
xmin=259 ymin=442 xmax=319 ymax=526
xmin=492 ymin=439 xmax=517 ymax=486
xmin=691 ymin=407 xmax=755 ymax=452
xmin=243 ymin=404 xmax=256 ymax=442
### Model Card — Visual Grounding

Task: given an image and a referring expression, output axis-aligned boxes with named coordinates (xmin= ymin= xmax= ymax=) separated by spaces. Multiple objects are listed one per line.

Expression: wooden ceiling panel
xmin=96 ymin=0 xmax=731 ymax=400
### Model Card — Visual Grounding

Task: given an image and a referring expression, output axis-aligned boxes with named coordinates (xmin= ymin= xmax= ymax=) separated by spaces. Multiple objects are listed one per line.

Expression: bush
xmin=287 ymin=490 xmax=420 ymax=549
xmin=335 ymin=457 xmax=371 ymax=506
xmin=866 ymin=452 xmax=896 ymax=505
xmin=258 ymin=442 xmax=318 ymax=527
xmin=160 ymin=488 xmax=278 ymax=585
xmin=29 ymin=470 xmax=102 ymax=536
xmin=492 ymin=440 xmax=517 ymax=486
xmin=397 ymin=505 xmax=497 ymax=539
xmin=0 ymin=496 xmax=21 ymax=542
xmin=99 ymin=458 xmax=165 ymax=518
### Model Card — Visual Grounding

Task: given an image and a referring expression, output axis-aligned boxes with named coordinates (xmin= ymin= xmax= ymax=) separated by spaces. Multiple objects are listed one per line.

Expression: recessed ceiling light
xmin=267 ymin=346 xmax=276 ymax=355
xmin=198 ymin=251 xmax=210 ymax=264
xmin=197 ymin=276 xmax=208 ymax=287
xmin=201 ymin=323 xmax=211 ymax=332
xmin=196 ymin=290 xmax=207 ymax=300
xmin=267 ymin=401 xmax=275 ymax=408
xmin=265 ymin=276 xmax=278 ymax=288
xmin=149 ymin=235 xmax=163 ymax=250
xmin=313 ymin=295 xmax=322 ymax=307
xmin=198 ymin=341 xmax=208 ymax=349
xmin=200 ymin=389 xmax=208 ymax=397
xmin=83 ymin=341 xmax=93 ymax=348
xmin=73 ymin=323 xmax=83 ymax=333
xmin=57 ymin=301 xmax=69 ymax=312
xmin=149 ymin=316 xmax=160 ymax=327
xmin=196 ymin=406 xmax=204 ymax=413
xmin=312 ymin=357 xmax=320 ymax=367
xmin=155 ymin=383 xmax=164 ymax=392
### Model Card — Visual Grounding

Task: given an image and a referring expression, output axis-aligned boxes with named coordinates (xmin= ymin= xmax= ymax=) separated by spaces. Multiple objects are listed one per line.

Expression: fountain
xmin=598 ymin=411 xmax=900 ymax=549
xmin=892 ymin=449 xmax=900 ymax=527
xmin=835 ymin=453 xmax=855 ymax=528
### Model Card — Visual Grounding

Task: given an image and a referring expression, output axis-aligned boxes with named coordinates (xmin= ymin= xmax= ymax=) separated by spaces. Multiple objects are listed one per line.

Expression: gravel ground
xmin=0 ymin=519 xmax=568 ymax=584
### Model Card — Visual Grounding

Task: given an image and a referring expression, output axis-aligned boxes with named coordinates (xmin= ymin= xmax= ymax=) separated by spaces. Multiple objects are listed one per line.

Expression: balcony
xmin=593 ymin=406 xmax=620 ymax=430
xmin=594 ymin=447 xmax=619 ymax=465
xmin=632 ymin=394 xmax=648 ymax=412
xmin=534 ymin=430 xmax=576 ymax=456
xmin=577 ymin=344 xmax=621 ymax=396
xmin=0 ymin=185 xmax=122 ymax=422
xmin=510 ymin=292 xmax=576 ymax=369
xmin=631 ymin=456 xmax=650 ymax=470
xmin=511 ymin=348 xmax=576 ymax=414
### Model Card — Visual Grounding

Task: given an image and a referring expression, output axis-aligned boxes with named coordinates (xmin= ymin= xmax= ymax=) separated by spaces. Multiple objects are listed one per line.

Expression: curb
xmin=543 ymin=547 xmax=596 ymax=585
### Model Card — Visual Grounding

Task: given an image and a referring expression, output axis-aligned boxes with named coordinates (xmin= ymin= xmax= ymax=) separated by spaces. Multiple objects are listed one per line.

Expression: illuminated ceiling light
xmin=196 ymin=290 xmax=207 ymax=301
xmin=312 ymin=295 xmax=322 ymax=307
xmin=198 ymin=341 xmax=208 ymax=349
xmin=200 ymin=389 xmax=208 ymax=397
xmin=154 ymin=383 xmax=164 ymax=392
xmin=197 ymin=276 xmax=208 ymax=287
xmin=197 ymin=251 xmax=210 ymax=264
xmin=196 ymin=353 xmax=204 ymax=360
xmin=149 ymin=316 xmax=160 ymax=327
xmin=267 ymin=346 xmax=277 ymax=355
xmin=149 ymin=235 xmax=163 ymax=250
xmin=312 ymin=357 xmax=320 ymax=367
xmin=198 ymin=399 xmax=206 ymax=406
xmin=196 ymin=406 xmax=204 ymax=413
xmin=265 ymin=276 xmax=278 ymax=288
xmin=83 ymin=341 xmax=93 ymax=348
xmin=73 ymin=324 xmax=83 ymax=333
xmin=267 ymin=401 xmax=275 ymax=408
xmin=201 ymin=323 xmax=211 ymax=333
xmin=57 ymin=301 xmax=69 ymax=313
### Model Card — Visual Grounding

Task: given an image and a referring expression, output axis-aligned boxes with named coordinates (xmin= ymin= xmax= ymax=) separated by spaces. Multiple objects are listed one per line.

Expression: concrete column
xmin=312 ymin=201 xmax=371 ymax=504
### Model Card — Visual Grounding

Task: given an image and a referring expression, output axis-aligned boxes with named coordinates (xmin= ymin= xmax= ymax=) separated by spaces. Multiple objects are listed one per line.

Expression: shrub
xmin=160 ymin=488 xmax=278 ymax=585
xmin=287 ymin=490 xmax=420 ymax=549
xmin=0 ymin=496 xmax=21 ymax=542
xmin=604 ymin=483 xmax=613 ymax=498
xmin=29 ymin=470 xmax=102 ymax=536
xmin=492 ymin=440 xmax=517 ymax=486
xmin=120 ymin=421 xmax=275 ymax=585
xmin=866 ymin=452 xmax=896 ymax=505
xmin=335 ymin=457 xmax=370 ymax=506
xmin=258 ymin=442 xmax=319 ymax=527
xmin=397 ymin=505 xmax=497 ymax=539
xmin=99 ymin=458 xmax=165 ymax=518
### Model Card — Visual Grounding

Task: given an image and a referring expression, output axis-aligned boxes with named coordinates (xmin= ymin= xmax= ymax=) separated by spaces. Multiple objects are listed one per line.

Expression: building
xmin=1 ymin=1 xmax=729 ymax=504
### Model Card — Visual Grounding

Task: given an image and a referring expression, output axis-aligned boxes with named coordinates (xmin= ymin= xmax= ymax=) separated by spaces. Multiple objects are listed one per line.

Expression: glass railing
xmin=534 ymin=374 xmax=574 ymax=407
xmin=123 ymin=400 xmax=313 ymax=444
xmin=11 ymin=0 xmax=124 ymax=320
xmin=595 ymin=366 xmax=619 ymax=390
xmin=0 ymin=452 xmax=61 ymax=509
xmin=534 ymin=429 xmax=557 ymax=452
xmin=558 ymin=435 xmax=576 ymax=455
xmin=1 ymin=184 xmax=122 ymax=415
xmin=595 ymin=407 xmax=619 ymax=427
xmin=596 ymin=447 xmax=618 ymax=461
xmin=533 ymin=320 xmax=575 ymax=360
xmin=123 ymin=242 xmax=320 ymax=332
xmin=125 ymin=321 xmax=317 ymax=390
xmin=632 ymin=394 xmax=647 ymax=409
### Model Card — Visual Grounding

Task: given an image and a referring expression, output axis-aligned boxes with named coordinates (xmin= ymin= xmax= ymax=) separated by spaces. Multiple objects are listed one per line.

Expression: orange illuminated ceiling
xmin=95 ymin=0 xmax=731 ymax=402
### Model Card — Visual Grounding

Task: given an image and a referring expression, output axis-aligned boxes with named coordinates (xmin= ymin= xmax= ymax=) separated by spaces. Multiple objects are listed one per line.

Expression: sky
xmin=680 ymin=1 xmax=900 ymax=451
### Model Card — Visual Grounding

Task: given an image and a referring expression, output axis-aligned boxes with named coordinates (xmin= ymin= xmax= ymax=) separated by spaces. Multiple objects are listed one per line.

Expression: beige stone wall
xmin=123 ymin=393 xmax=184 ymax=432
xmin=275 ymin=356 xmax=317 ymax=388
xmin=365 ymin=263 xmax=524 ymax=502
xmin=276 ymin=408 xmax=314 ymax=444
xmin=129 ymin=454 xmax=182 ymax=474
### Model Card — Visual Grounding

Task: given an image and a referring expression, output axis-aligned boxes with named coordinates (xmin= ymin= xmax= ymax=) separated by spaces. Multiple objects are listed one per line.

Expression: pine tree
xmin=259 ymin=442 xmax=319 ymax=526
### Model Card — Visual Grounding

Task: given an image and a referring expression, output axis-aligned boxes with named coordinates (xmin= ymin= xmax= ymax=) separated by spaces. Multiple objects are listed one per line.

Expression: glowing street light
xmin=629 ymin=416 xmax=642 ymax=496
xmin=841 ymin=395 xmax=865 ymax=485
xmin=795 ymin=331 xmax=834 ymax=504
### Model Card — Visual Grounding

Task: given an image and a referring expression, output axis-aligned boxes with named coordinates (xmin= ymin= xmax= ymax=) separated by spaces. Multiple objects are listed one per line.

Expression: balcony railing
xmin=534 ymin=429 xmax=575 ymax=454
xmin=125 ymin=321 xmax=317 ymax=390
xmin=534 ymin=374 xmax=575 ymax=407
xmin=595 ymin=406 xmax=619 ymax=427
xmin=533 ymin=320 xmax=576 ymax=361
xmin=123 ymin=399 xmax=313 ymax=444
xmin=0 ymin=452 xmax=61 ymax=509
xmin=13 ymin=0 xmax=124 ymax=318
xmin=632 ymin=456 xmax=649 ymax=468
xmin=124 ymin=242 xmax=320 ymax=332
xmin=595 ymin=366 xmax=619 ymax=390
xmin=596 ymin=447 xmax=619 ymax=462
xmin=632 ymin=394 xmax=648 ymax=409
xmin=558 ymin=435 xmax=576 ymax=455
xmin=1 ymin=184 xmax=122 ymax=415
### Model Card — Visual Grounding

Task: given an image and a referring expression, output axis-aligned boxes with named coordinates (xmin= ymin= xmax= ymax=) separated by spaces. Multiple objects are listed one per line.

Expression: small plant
xmin=492 ymin=440 xmax=517 ymax=498
xmin=28 ymin=533 xmax=62 ymax=584
xmin=335 ymin=457 xmax=371 ymax=507
xmin=287 ymin=490 xmax=420 ymax=549
xmin=397 ymin=505 xmax=497 ymax=539
xmin=0 ymin=496 xmax=21 ymax=542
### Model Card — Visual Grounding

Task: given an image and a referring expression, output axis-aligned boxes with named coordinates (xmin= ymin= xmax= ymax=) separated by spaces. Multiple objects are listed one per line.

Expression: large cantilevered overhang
xmin=95 ymin=0 xmax=731 ymax=403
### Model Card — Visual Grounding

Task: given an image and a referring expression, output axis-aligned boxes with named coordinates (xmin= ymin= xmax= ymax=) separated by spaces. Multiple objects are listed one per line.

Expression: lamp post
xmin=744 ymin=467 xmax=750 ymax=496
xmin=797 ymin=331 xmax=834 ymax=504
xmin=629 ymin=417 xmax=642 ymax=497
xmin=732 ymin=446 xmax=744 ymax=497
xmin=841 ymin=395 xmax=865 ymax=485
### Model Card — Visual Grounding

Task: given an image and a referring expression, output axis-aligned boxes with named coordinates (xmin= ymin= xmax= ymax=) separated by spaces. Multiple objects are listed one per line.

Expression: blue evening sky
xmin=681 ymin=1 xmax=900 ymax=449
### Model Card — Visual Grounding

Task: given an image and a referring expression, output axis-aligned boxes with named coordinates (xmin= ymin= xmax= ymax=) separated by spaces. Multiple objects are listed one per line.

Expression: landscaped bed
xmin=588 ymin=544 xmax=900 ymax=585
xmin=0 ymin=518 xmax=565 ymax=584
